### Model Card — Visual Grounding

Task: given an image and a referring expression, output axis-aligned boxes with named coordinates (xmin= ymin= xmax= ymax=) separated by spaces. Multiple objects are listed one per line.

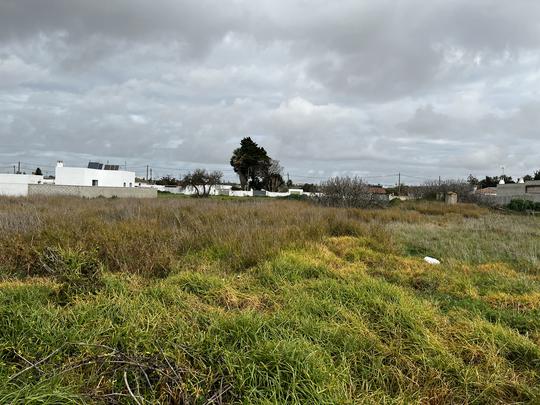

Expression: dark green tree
xmin=478 ymin=176 xmax=498 ymax=188
xmin=34 ymin=168 xmax=43 ymax=176
xmin=156 ymin=175 xmax=179 ymax=186
xmin=479 ymin=175 xmax=515 ymax=188
xmin=302 ymin=183 xmax=318 ymax=192
xmin=230 ymin=137 xmax=271 ymax=190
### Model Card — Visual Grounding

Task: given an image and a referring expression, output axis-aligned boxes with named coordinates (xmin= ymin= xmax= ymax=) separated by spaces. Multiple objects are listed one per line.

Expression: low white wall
xmin=183 ymin=185 xmax=214 ymax=195
xmin=230 ymin=190 xmax=253 ymax=197
xmin=266 ymin=191 xmax=290 ymax=198
xmin=145 ymin=185 xmax=184 ymax=194
xmin=0 ymin=183 xmax=29 ymax=197
xmin=389 ymin=195 xmax=414 ymax=201
xmin=212 ymin=185 xmax=232 ymax=196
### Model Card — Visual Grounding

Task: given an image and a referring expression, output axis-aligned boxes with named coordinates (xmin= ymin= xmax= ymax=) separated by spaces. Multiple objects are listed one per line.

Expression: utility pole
xmin=398 ymin=172 xmax=401 ymax=195
xmin=150 ymin=168 xmax=153 ymax=182
xmin=13 ymin=165 xmax=16 ymax=174
xmin=17 ymin=161 xmax=20 ymax=174
xmin=146 ymin=165 xmax=149 ymax=180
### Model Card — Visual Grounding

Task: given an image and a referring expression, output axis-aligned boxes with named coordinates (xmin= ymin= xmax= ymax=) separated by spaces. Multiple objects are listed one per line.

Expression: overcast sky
xmin=1 ymin=0 xmax=539 ymax=184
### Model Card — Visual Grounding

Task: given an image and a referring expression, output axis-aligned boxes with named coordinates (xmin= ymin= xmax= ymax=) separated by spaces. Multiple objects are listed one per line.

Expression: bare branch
xmin=124 ymin=370 xmax=142 ymax=405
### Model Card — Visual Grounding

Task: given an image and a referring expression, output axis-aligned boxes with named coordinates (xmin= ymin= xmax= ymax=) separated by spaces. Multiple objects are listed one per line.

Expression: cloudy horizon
xmin=1 ymin=0 xmax=539 ymax=185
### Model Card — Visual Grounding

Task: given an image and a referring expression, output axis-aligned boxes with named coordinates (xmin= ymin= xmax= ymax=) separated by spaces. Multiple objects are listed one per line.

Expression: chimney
xmin=56 ymin=161 xmax=64 ymax=168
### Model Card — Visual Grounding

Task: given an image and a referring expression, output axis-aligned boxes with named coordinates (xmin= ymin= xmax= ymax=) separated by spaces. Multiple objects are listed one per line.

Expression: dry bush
xmin=315 ymin=176 xmax=386 ymax=208
xmin=408 ymin=179 xmax=474 ymax=201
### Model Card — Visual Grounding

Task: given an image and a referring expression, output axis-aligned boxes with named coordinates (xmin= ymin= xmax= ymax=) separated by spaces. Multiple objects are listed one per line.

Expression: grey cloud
xmin=1 ymin=0 xmax=540 ymax=182
xmin=0 ymin=0 xmax=241 ymax=43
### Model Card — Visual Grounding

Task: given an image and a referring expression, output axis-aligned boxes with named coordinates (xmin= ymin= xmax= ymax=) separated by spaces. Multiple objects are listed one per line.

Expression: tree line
xmin=152 ymin=136 xmax=540 ymax=202
xmin=468 ymin=171 xmax=540 ymax=188
xmin=153 ymin=137 xmax=291 ymax=197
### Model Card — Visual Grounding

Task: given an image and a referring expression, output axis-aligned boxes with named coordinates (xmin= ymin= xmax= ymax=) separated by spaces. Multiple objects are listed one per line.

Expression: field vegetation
xmin=0 ymin=196 xmax=539 ymax=403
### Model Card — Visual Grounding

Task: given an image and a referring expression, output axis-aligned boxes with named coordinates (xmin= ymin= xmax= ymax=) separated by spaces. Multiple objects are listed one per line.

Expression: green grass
xmin=391 ymin=214 xmax=540 ymax=271
xmin=0 ymin=197 xmax=539 ymax=403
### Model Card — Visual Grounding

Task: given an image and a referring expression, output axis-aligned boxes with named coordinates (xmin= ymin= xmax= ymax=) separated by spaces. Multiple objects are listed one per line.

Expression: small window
xmin=123 ymin=182 xmax=126 ymax=187
xmin=92 ymin=180 xmax=98 ymax=186
xmin=129 ymin=182 xmax=133 ymax=187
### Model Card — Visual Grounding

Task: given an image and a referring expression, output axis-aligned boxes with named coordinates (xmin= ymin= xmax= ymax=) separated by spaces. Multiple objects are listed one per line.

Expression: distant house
xmin=475 ymin=187 xmax=497 ymax=196
xmin=1 ymin=161 xmax=155 ymax=199
xmin=368 ymin=186 xmax=389 ymax=202
xmin=496 ymin=180 xmax=540 ymax=204
xmin=55 ymin=161 xmax=135 ymax=188
xmin=368 ymin=186 xmax=387 ymax=195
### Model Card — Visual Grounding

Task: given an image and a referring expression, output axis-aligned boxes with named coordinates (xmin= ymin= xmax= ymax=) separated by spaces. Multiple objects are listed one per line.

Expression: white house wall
xmin=0 ymin=183 xmax=29 ymax=196
xmin=0 ymin=174 xmax=44 ymax=197
xmin=55 ymin=167 xmax=135 ymax=187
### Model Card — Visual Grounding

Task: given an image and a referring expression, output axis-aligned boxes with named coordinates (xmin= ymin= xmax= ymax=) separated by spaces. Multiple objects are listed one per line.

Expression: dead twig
xmin=205 ymin=380 xmax=233 ymax=405
xmin=124 ymin=370 xmax=142 ymax=405
xmin=8 ymin=346 xmax=63 ymax=382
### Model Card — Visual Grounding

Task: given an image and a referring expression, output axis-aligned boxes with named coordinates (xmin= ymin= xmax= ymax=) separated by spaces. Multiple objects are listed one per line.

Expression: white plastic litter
xmin=423 ymin=256 xmax=441 ymax=265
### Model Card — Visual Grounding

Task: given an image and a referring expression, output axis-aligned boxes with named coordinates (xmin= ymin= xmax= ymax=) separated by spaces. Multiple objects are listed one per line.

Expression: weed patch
xmin=39 ymin=247 xmax=104 ymax=303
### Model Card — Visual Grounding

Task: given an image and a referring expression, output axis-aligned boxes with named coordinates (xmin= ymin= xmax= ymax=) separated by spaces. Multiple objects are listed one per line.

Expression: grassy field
xmin=0 ymin=196 xmax=539 ymax=404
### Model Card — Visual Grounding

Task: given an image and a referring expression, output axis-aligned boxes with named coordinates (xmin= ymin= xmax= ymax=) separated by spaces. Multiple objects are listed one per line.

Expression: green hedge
xmin=507 ymin=199 xmax=540 ymax=212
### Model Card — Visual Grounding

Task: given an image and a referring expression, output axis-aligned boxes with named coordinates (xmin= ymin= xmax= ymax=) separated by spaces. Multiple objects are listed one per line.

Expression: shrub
xmin=408 ymin=179 xmax=474 ymax=201
xmin=316 ymin=176 xmax=386 ymax=208
xmin=507 ymin=199 xmax=540 ymax=212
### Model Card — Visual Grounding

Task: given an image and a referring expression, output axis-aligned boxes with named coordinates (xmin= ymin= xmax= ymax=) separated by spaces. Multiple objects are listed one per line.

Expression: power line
xmin=0 ymin=160 xmax=438 ymax=185
xmin=400 ymin=174 xmax=432 ymax=181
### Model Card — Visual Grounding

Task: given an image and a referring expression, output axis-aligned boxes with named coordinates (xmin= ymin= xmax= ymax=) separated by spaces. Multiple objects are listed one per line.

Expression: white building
xmin=0 ymin=174 xmax=44 ymax=196
xmin=55 ymin=161 xmax=135 ymax=188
